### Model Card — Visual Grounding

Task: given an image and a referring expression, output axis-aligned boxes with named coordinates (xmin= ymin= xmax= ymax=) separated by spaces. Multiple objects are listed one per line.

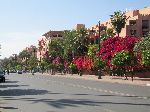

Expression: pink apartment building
xmin=102 ymin=7 xmax=150 ymax=37
xmin=37 ymin=31 xmax=64 ymax=61
xmin=88 ymin=6 xmax=150 ymax=42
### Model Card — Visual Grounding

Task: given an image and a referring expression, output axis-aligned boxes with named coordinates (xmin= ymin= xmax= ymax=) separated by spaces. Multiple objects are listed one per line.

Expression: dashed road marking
xmin=119 ymin=93 xmax=125 ymax=96
xmin=93 ymin=88 xmax=98 ymax=91
xmin=108 ymin=90 xmax=113 ymax=94
xmin=125 ymin=94 xmax=130 ymax=96
xmin=87 ymin=87 xmax=92 ymax=90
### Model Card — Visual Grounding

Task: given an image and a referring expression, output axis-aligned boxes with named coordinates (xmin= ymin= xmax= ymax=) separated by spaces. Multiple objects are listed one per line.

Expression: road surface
xmin=0 ymin=73 xmax=150 ymax=112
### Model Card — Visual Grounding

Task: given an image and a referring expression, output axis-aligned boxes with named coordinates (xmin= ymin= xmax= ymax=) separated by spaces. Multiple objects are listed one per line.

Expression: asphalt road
xmin=0 ymin=73 xmax=150 ymax=112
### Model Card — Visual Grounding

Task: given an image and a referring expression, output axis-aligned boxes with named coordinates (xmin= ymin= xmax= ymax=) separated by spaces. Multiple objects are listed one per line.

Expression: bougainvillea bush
xmin=72 ymin=56 xmax=94 ymax=71
xmin=100 ymin=36 xmax=139 ymax=67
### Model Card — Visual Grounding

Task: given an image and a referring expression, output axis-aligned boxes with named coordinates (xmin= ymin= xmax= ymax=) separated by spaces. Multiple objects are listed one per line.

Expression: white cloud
xmin=0 ymin=31 xmax=42 ymax=59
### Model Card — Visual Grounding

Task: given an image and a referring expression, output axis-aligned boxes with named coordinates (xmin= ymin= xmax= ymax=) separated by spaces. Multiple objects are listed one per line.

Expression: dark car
xmin=17 ymin=70 xmax=22 ymax=74
xmin=0 ymin=70 xmax=5 ymax=82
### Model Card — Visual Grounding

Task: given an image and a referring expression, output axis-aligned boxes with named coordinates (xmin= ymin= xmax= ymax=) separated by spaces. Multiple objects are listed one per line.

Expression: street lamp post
xmin=98 ymin=21 xmax=102 ymax=79
xmin=12 ymin=54 xmax=17 ymax=72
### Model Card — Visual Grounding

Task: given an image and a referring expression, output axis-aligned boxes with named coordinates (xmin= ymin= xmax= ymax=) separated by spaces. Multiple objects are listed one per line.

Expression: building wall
xmin=120 ymin=7 xmax=150 ymax=37
xmin=90 ymin=7 xmax=150 ymax=38
xmin=75 ymin=24 xmax=85 ymax=30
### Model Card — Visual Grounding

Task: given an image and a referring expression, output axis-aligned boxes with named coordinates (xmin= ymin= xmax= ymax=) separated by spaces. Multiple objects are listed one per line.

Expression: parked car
xmin=10 ymin=70 xmax=17 ymax=73
xmin=17 ymin=70 xmax=22 ymax=74
xmin=0 ymin=70 xmax=5 ymax=82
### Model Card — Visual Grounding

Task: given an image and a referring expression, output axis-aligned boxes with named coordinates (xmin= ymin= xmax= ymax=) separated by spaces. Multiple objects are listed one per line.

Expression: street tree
xmin=62 ymin=30 xmax=77 ymax=61
xmin=110 ymin=11 xmax=128 ymax=36
xmin=28 ymin=56 xmax=38 ymax=72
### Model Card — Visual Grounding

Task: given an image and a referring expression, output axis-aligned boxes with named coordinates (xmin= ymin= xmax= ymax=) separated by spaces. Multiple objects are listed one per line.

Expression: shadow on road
xmin=3 ymin=98 xmax=149 ymax=109
xmin=0 ymin=106 xmax=18 ymax=110
xmin=4 ymin=80 xmax=19 ymax=83
xmin=0 ymin=89 xmax=49 ymax=96
xmin=0 ymin=84 xmax=28 ymax=88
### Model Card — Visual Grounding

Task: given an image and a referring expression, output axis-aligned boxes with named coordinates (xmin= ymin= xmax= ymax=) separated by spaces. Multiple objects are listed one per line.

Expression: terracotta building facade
xmin=101 ymin=7 xmax=150 ymax=37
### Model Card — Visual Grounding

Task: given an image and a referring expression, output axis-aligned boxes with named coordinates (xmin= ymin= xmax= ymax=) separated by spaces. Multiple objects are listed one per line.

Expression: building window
xmin=100 ymin=27 xmax=106 ymax=31
xmin=130 ymin=20 xmax=136 ymax=26
xmin=142 ymin=20 xmax=149 ymax=29
xmin=53 ymin=35 xmax=57 ymax=37
xmin=130 ymin=30 xmax=136 ymax=36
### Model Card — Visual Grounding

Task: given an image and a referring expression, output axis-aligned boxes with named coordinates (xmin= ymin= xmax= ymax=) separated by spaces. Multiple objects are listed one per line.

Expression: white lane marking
xmin=137 ymin=96 xmax=147 ymax=99
xmin=103 ymin=108 xmax=116 ymax=112
xmin=104 ymin=90 xmax=108 ymax=93
xmin=119 ymin=93 xmax=125 ymax=96
xmin=130 ymin=94 xmax=136 ymax=97
xmin=93 ymin=88 xmax=98 ymax=91
xmin=82 ymin=86 xmax=87 ymax=89
xmin=87 ymin=87 xmax=92 ymax=90
xmin=108 ymin=90 xmax=114 ymax=93
xmin=98 ymin=89 xmax=103 ymax=92
xmin=125 ymin=94 xmax=131 ymax=96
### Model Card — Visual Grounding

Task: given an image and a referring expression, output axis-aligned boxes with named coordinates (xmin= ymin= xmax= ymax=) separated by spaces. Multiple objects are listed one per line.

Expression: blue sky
xmin=0 ymin=0 xmax=150 ymax=58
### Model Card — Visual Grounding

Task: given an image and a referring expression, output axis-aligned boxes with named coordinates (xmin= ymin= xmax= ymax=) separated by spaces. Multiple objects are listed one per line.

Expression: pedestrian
xmin=7 ymin=69 xmax=9 ymax=75
xmin=3 ymin=70 xmax=5 ymax=75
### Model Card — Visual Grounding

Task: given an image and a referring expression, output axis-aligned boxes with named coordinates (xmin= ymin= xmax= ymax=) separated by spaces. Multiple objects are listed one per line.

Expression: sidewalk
xmin=40 ymin=73 xmax=150 ymax=87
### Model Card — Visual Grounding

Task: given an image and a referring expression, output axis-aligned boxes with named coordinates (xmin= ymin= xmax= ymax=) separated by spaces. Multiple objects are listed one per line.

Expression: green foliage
xmin=110 ymin=11 xmax=128 ymax=36
xmin=87 ymin=44 xmax=98 ymax=57
xmin=134 ymin=33 xmax=150 ymax=52
xmin=93 ymin=57 xmax=106 ymax=70
xmin=69 ymin=63 xmax=76 ymax=70
xmin=16 ymin=65 xmax=22 ymax=70
xmin=141 ymin=50 xmax=150 ymax=66
xmin=40 ymin=60 xmax=49 ymax=70
xmin=62 ymin=28 xmax=89 ymax=59
xmin=0 ymin=58 xmax=11 ymax=70
xmin=28 ymin=56 xmax=38 ymax=70
xmin=48 ymin=39 xmax=64 ymax=58
xmin=69 ymin=63 xmax=77 ymax=73
xmin=100 ymin=28 xmax=116 ymax=42
xmin=76 ymin=28 xmax=89 ymax=56
xmin=19 ymin=50 xmax=31 ymax=59
xmin=111 ymin=51 xmax=131 ymax=66
xmin=62 ymin=30 xmax=77 ymax=60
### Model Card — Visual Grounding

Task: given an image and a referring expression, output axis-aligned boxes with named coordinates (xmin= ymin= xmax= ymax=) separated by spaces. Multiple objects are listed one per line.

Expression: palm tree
xmin=110 ymin=11 xmax=128 ymax=37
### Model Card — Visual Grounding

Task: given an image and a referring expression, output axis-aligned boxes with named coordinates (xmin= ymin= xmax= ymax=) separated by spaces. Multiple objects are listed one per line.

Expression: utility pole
xmin=98 ymin=21 xmax=102 ymax=79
